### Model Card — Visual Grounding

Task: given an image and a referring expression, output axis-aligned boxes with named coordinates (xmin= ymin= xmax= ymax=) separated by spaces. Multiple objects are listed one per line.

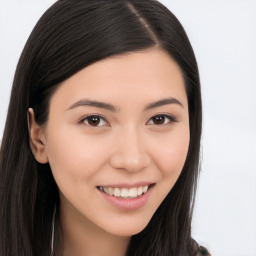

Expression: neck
xmin=58 ymin=203 xmax=131 ymax=256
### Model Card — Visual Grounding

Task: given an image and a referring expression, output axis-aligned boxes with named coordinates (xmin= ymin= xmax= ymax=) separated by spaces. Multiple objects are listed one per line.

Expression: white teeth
xmin=99 ymin=185 xmax=150 ymax=198
xmin=143 ymin=186 xmax=148 ymax=193
xmin=128 ymin=187 xmax=137 ymax=197
xmin=137 ymin=186 xmax=143 ymax=196
xmin=114 ymin=188 xmax=121 ymax=197
xmin=121 ymin=188 xmax=129 ymax=197
xmin=108 ymin=187 xmax=114 ymax=196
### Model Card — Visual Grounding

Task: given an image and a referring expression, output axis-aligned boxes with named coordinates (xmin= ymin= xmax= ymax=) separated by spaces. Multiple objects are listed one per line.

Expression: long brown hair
xmin=0 ymin=1 xmax=202 ymax=255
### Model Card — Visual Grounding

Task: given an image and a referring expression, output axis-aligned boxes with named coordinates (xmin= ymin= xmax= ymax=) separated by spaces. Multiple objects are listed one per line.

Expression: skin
xmin=29 ymin=47 xmax=190 ymax=256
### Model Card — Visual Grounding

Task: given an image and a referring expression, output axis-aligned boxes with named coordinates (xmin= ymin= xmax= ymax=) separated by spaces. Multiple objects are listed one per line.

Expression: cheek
xmin=153 ymin=127 xmax=190 ymax=179
xmin=151 ymin=129 xmax=190 ymax=208
xmin=44 ymin=125 xmax=111 ymax=183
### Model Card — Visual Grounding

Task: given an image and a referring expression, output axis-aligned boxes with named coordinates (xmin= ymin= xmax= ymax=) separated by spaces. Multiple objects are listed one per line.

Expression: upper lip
xmin=97 ymin=182 xmax=155 ymax=188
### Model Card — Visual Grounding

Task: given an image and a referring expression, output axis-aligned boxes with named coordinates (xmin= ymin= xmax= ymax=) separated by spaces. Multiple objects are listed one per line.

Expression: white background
xmin=0 ymin=1 xmax=256 ymax=255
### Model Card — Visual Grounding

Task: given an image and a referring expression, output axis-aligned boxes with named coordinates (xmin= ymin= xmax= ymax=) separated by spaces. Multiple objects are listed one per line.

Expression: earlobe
xmin=27 ymin=108 xmax=48 ymax=164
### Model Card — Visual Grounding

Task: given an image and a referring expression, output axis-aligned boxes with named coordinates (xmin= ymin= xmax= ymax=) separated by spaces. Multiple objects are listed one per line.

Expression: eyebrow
xmin=144 ymin=97 xmax=184 ymax=110
xmin=66 ymin=97 xmax=184 ymax=112
xmin=66 ymin=99 xmax=119 ymax=112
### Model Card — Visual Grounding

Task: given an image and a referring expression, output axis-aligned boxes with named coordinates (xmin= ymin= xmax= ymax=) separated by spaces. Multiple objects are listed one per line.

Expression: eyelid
xmin=78 ymin=113 xmax=177 ymax=127
xmin=146 ymin=113 xmax=178 ymax=125
xmin=79 ymin=114 xmax=110 ymax=127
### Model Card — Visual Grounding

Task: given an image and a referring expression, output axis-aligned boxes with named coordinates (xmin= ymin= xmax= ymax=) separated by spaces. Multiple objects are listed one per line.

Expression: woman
xmin=0 ymin=0 xmax=210 ymax=255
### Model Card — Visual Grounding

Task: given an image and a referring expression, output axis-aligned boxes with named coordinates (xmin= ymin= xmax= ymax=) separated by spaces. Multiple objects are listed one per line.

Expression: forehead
xmin=49 ymin=48 xmax=188 ymax=111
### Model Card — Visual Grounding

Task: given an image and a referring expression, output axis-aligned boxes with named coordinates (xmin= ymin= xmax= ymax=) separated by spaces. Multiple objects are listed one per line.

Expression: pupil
xmin=153 ymin=115 xmax=165 ymax=125
xmin=88 ymin=116 xmax=100 ymax=126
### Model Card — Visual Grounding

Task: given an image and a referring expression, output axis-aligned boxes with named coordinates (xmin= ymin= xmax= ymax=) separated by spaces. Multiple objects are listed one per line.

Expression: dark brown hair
xmin=0 ymin=0 xmax=202 ymax=255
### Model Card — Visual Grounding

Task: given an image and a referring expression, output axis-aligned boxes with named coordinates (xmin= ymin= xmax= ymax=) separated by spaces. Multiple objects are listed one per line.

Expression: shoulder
xmin=192 ymin=239 xmax=211 ymax=256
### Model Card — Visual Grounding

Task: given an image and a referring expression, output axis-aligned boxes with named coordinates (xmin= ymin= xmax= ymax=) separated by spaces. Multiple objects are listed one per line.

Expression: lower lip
xmin=98 ymin=185 xmax=154 ymax=210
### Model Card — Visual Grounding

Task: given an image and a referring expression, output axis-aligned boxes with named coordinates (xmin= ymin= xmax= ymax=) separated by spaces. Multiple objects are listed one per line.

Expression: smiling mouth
xmin=97 ymin=184 xmax=154 ymax=199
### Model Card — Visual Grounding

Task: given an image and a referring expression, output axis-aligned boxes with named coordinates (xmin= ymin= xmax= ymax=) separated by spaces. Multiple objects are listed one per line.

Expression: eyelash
xmin=79 ymin=114 xmax=177 ymax=127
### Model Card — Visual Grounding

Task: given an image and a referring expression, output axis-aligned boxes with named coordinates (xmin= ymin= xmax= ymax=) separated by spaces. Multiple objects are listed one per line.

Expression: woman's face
xmin=40 ymin=48 xmax=190 ymax=236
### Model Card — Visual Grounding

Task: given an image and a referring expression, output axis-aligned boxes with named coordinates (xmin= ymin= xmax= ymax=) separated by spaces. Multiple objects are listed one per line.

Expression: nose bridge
xmin=110 ymin=125 xmax=150 ymax=172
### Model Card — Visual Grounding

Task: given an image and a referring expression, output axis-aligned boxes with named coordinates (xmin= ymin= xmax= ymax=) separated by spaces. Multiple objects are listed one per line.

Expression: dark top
xmin=193 ymin=240 xmax=211 ymax=256
xmin=195 ymin=245 xmax=211 ymax=256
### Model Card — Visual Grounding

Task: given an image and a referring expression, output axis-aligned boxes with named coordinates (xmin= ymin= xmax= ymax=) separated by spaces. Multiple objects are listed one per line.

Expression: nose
xmin=110 ymin=127 xmax=151 ymax=173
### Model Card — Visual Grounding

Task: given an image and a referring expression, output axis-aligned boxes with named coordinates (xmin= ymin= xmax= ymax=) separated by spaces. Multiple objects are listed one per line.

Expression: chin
xmin=102 ymin=218 xmax=150 ymax=237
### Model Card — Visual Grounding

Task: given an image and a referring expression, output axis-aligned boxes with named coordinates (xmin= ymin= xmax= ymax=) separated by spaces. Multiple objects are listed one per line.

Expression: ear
xmin=27 ymin=108 xmax=48 ymax=164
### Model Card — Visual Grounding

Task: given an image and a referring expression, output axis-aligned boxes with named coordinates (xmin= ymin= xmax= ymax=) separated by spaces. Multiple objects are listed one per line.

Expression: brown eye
xmin=147 ymin=114 xmax=177 ymax=125
xmin=81 ymin=115 xmax=109 ymax=127
xmin=152 ymin=115 xmax=166 ymax=125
